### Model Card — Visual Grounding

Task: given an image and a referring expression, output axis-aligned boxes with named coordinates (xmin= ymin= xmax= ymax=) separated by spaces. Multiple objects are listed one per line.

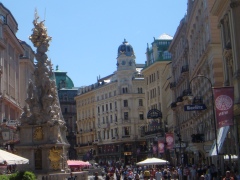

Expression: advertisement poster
xmin=166 ymin=133 xmax=174 ymax=150
xmin=213 ymin=87 xmax=234 ymax=128
xmin=158 ymin=140 xmax=165 ymax=153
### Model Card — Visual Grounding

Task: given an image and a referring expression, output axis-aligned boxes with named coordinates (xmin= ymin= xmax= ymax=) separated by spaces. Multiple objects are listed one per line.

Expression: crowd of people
xmin=90 ymin=163 xmax=239 ymax=180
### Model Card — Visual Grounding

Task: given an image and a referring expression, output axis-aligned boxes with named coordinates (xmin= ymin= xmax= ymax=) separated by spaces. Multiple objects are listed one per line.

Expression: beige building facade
xmin=75 ymin=40 xmax=147 ymax=165
xmin=0 ymin=3 xmax=35 ymax=150
xmin=169 ymin=0 xmax=225 ymax=166
xmin=211 ymin=0 xmax=240 ymax=172
xmin=142 ymin=34 xmax=174 ymax=163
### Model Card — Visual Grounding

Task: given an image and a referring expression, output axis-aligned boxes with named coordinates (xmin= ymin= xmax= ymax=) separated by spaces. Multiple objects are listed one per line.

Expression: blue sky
xmin=1 ymin=1 xmax=187 ymax=87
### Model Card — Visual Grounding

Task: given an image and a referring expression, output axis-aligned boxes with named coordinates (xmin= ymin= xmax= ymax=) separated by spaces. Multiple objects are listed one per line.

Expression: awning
xmin=209 ymin=126 xmax=229 ymax=156
xmin=67 ymin=160 xmax=90 ymax=166
xmin=0 ymin=149 xmax=29 ymax=165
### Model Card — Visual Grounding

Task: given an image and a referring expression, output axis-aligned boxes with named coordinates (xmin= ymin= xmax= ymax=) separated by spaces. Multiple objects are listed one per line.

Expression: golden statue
xmin=33 ymin=126 xmax=43 ymax=140
xmin=49 ymin=147 xmax=62 ymax=170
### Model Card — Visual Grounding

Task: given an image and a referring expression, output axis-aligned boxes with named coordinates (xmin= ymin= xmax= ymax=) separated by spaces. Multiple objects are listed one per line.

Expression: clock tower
xmin=116 ymin=39 xmax=137 ymax=93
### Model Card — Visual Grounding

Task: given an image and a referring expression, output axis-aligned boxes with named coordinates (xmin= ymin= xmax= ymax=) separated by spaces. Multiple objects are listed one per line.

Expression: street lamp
xmin=188 ymin=75 xmax=220 ymax=172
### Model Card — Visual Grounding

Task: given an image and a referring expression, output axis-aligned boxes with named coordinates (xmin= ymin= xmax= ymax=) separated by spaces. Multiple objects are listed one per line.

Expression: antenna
xmin=44 ymin=8 xmax=46 ymax=21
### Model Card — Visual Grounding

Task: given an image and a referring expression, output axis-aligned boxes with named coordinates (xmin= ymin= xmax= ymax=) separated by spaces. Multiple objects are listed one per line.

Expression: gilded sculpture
xmin=49 ymin=147 xmax=62 ymax=170
xmin=33 ymin=127 xmax=43 ymax=140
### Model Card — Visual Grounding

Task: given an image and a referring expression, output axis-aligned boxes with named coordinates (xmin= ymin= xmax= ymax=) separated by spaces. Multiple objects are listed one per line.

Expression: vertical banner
xmin=158 ymin=140 xmax=165 ymax=153
xmin=165 ymin=133 xmax=174 ymax=149
xmin=213 ymin=87 xmax=234 ymax=129
xmin=153 ymin=145 xmax=157 ymax=154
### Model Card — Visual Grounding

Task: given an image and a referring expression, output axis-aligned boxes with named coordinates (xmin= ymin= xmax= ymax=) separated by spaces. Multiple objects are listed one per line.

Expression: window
xmin=122 ymin=87 xmax=128 ymax=94
xmin=139 ymin=113 xmax=144 ymax=120
xmin=103 ymin=131 xmax=105 ymax=139
xmin=114 ymin=91 xmax=116 ymax=96
xmin=102 ymin=117 xmax=105 ymax=124
xmin=111 ymin=129 xmax=113 ymax=137
xmin=102 ymin=105 xmax=104 ymax=112
xmin=124 ymin=112 xmax=128 ymax=120
xmin=110 ymin=115 xmax=113 ymax=123
xmin=109 ymin=92 xmax=112 ymax=97
xmin=115 ymin=128 xmax=118 ymax=136
xmin=106 ymin=104 xmax=108 ymax=111
xmin=106 ymin=116 xmax=109 ymax=123
xmin=139 ymin=99 xmax=143 ymax=106
xmin=98 ymin=106 xmax=100 ymax=113
xmin=115 ymin=102 xmax=117 ymax=109
xmin=115 ymin=115 xmax=118 ymax=122
xmin=123 ymin=100 xmax=128 ymax=107
xmin=123 ymin=127 xmax=130 ymax=135
xmin=110 ymin=103 xmax=112 ymax=110
xmin=138 ymin=88 xmax=143 ymax=93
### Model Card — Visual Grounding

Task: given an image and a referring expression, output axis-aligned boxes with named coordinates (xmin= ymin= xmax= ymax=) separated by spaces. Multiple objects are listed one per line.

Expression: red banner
xmin=165 ymin=133 xmax=174 ymax=149
xmin=152 ymin=145 xmax=157 ymax=154
xmin=158 ymin=140 xmax=165 ymax=153
xmin=213 ymin=87 xmax=234 ymax=129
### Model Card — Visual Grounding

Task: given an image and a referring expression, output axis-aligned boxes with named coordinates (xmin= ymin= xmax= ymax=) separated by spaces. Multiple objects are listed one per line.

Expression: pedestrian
xmin=94 ymin=172 xmax=99 ymax=180
xmin=67 ymin=173 xmax=76 ymax=180
xmin=223 ymin=171 xmax=234 ymax=180
xmin=155 ymin=168 xmax=162 ymax=180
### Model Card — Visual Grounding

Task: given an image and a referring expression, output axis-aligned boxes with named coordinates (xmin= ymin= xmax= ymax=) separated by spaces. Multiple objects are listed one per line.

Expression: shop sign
xmin=184 ymin=104 xmax=207 ymax=111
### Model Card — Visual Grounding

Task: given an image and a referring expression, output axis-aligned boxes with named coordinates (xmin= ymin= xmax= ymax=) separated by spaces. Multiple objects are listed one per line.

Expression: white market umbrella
xmin=0 ymin=149 xmax=29 ymax=165
xmin=136 ymin=157 xmax=169 ymax=165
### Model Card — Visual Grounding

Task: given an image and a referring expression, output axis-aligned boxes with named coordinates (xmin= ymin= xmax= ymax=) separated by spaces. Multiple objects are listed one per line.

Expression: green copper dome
xmin=53 ymin=65 xmax=74 ymax=89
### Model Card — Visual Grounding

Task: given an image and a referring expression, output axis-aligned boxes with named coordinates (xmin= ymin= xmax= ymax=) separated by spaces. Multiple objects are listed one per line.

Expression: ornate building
xmin=54 ymin=66 xmax=78 ymax=160
xmin=142 ymin=34 xmax=174 ymax=163
xmin=169 ymin=0 xmax=224 ymax=166
xmin=0 ymin=3 xmax=34 ymax=149
xmin=75 ymin=39 xmax=147 ymax=165
xmin=211 ymin=0 xmax=240 ymax=172
xmin=168 ymin=16 xmax=189 ymax=166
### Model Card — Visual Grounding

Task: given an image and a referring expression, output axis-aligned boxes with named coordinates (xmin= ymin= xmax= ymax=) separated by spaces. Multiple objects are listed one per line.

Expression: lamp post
xmin=188 ymin=75 xmax=220 ymax=173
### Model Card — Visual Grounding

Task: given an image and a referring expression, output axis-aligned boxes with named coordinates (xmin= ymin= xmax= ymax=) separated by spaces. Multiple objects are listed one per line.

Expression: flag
xmin=213 ymin=87 xmax=234 ymax=128
xmin=153 ymin=145 xmax=157 ymax=154
xmin=158 ymin=140 xmax=165 ymax=153
xmin=165 ymin=133 xmax=174 ymax=149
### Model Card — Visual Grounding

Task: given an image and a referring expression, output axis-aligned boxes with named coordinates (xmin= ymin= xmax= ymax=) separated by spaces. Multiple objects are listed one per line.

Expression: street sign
xmin=184 ymin=104 xmax=207 ymax=111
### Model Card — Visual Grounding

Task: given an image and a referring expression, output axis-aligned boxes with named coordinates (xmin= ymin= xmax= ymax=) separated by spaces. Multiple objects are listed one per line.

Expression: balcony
xmin=122 ymin=135 xmax=130 ymax=138
xmin=182 ymin=89 xmax=191 ymax=100
xmin=171 ymin=102 xmax=177 ymax=110
xmin=170 ymin=82 xmax=176 ymax=89
xmin=181 ymin=65 xmax=189 ymax=73
xmin=192 ymin=96 xmax=203 ymax=104
xmin=176 ymin=96 xmax=183 ymax=105
xmin=143 ymin=129 xmax=164 ymax=136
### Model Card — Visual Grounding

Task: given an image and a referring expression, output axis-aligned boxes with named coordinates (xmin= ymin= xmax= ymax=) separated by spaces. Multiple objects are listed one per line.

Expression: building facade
xmin=75 ymin=40 xmax=147 ymax=165
xmin=211 ymin=0 xmax=240 ymax=172
xmin=169 ymin=0 xmax=225 ymax=167
xmin=54 ymin=66 xmax=78 ymax=160
xmin=142 ymin=34 xmax=174 ymax=163
xmin=0 ymin=3 xmax=33 ymax=148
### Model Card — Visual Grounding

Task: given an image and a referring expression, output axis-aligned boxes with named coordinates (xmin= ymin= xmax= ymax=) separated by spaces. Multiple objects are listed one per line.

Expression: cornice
xmin=230 ymin=1 xmax=240 ymax=8
xmin=211 ymin=0 xmax=229 ymax=16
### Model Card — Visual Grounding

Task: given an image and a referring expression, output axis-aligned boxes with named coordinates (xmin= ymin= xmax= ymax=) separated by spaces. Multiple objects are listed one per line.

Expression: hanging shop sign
xmin=184 ymin=104 xmax=207 ymax=111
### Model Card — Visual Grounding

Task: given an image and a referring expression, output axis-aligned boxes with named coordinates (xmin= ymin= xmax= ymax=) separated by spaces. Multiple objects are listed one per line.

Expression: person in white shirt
xmin=155 ymin=168 xmax=162 ymax=180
